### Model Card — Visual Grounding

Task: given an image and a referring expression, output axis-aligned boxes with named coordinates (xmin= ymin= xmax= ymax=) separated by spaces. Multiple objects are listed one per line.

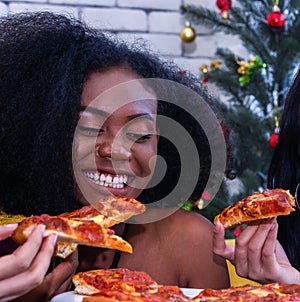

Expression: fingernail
xmin=51 ymin=234 xmax=58 ymax=245
xmin=271 ymin=221 xmax=277 ymax=230
xmin=37 ymin=224 xmax=46 ymax=233
xmin=3 ymin=223 xmax=18 ymax=228
xmin=214 ymin=220 xmax=221 ymax=232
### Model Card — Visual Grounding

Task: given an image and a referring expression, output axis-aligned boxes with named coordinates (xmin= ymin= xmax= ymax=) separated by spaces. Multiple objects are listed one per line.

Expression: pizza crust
xmin=60 ymin=196 xmax=146 ymax=228
xmin=54 ymin=242 xmax=78 ymax=259
xmin=12 ymin=215 xmax=132 ymax=254
xmin=214 ymin=188 xmax=295 ymax=229
xmin=11 ymin=195 xmax=145 ymax=258
xmin=73 ymin=268 xmax=159 ymax=296
xmin=73 ymin=268 xmax=300 ymax=301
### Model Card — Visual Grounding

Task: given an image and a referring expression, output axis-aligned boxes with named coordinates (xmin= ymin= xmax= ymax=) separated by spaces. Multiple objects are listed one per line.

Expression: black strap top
xmin=110 ymin=223 xmax=129 ymax=269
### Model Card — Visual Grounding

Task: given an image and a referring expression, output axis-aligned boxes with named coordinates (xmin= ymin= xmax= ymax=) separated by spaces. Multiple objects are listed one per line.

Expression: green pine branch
xmin=180 ymin=0 xmax=300 ymax=225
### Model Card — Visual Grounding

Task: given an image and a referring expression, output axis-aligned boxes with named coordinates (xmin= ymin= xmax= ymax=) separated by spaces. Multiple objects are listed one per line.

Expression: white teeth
xmin=84 ymin=172 xmax=128 ymax=189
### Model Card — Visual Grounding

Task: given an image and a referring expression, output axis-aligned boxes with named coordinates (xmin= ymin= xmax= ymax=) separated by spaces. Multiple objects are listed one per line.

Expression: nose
xmin=97 ymin=141 xmax=111 ymax=157
xmin=96 ymin=138 xmax=131 ymax=160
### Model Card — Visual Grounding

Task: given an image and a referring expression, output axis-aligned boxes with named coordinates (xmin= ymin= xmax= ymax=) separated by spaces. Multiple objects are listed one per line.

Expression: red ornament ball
xmin=269 ymin=132 xmax=279 ymax=148
xmin=201 ymin=191 xmax=211 ymax=200
xmin=216 ymin=0 xmax=231 ymax=13
xmin=267 ymin=11 xmax=285 ymax=28
xmin=234 ymin=228 xmax=242 ymax=237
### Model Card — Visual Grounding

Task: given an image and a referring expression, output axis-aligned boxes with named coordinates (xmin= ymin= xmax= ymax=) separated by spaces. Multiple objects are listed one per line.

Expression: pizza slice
xmin=53 ymin=196 xmax=145 ymax=258
xmin=54 ymin=241 xmax=78 ymax=259
xmin=12 ymin=214 xmax=132 ymax=254
xmin=82 ymin=292 xmax=147 ymax=302
xmin=193 ymin=285 xmax=258 ymax=301
xmin=60 ymin=196 xmax=146 ymax=228
xmin=73 ymin=268 xmax=158 ymax=296
xmin=146 ymin=285 xmax=189 ymax=301
xmin=72 ymin=267 xmax=300 ymax=302
xmin=81 ymin=286 xmax=189 ymax=302
xmin=74 ymin=269 xmax=189 ymax=302
xmin=214 ymin=188 xmax=295 ymax=229
xmin=193 ymin=282 xmax=300 ymax=301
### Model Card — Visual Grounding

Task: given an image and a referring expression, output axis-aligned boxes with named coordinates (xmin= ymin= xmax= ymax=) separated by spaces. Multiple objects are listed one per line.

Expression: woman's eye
xmin=127 ymin=133 xmax=152 ymax=143
xmin=78 ymin=125 xmax=102 ymax=137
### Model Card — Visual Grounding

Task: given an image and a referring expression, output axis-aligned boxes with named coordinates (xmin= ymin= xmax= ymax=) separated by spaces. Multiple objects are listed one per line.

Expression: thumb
xmin=213 ymin=221 xmax=235 ymax=263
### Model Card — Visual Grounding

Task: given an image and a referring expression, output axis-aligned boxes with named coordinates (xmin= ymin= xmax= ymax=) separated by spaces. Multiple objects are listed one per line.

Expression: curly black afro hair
xmin=0 ymin=11 xmax=223 ymax=215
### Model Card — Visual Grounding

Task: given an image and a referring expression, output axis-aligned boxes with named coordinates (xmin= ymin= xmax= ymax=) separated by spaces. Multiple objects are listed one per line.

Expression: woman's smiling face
xmin=74 ymin=66 xmax=159 ymax=204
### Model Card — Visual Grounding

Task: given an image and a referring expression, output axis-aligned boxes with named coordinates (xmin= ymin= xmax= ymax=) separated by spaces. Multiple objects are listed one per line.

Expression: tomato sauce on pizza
xmin=73 ymin=268 xmax=300 ymax=301
xmin=12 ymin=195 xmax=145 ymax=258
xmin=214 ymin=188 xmax=295 ymax=229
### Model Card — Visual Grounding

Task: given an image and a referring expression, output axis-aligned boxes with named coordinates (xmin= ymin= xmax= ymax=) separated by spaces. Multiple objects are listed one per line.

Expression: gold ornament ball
xmin=222 ymin=11 xmax=229 ymax=20
xmin=180 ymin=24 xmax=196 ymax=43
xmin=199 ymin=64 xmax=208 ymax=73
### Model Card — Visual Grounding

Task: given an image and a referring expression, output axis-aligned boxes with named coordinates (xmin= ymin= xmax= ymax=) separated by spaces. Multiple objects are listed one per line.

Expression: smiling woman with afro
xmin=0 ymin=11 xmax=220 ymax=217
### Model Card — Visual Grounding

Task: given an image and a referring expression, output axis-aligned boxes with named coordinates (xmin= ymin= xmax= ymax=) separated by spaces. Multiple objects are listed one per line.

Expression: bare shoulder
xmin=166 ymin=208 xmax=214 ymax=237
xmin=158 ymin=208 xmax=230 ymax=289
xmin=156 ymin=208 xmax=216 ymax=253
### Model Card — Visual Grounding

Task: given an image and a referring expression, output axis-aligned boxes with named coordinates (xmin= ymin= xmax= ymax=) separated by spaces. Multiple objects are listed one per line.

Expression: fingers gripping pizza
xmin=12 ymin=196 xmax=145 ymax=258
xmin=12 ymin=215 xmax=132 ymax=252
xmin=214 ymin=188 xmax=295 ymax=229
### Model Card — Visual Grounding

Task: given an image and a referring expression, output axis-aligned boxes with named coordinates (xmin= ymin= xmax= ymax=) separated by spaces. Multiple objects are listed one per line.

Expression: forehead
xmin=81 ymin=68 xmax=157 ymax=116
xmin=80 ymin=100 xmax=158 ymax=121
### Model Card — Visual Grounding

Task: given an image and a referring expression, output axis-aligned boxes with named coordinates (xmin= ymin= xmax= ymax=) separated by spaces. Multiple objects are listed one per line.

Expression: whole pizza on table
xmin=71 ymin=268 xmax=300 ymax=301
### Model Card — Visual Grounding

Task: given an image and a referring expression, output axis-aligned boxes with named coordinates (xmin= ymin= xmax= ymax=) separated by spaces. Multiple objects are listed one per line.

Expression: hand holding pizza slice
xmin=12 ymin=214 xmax=132 ymax=252
xmin=12 ymin=195 xmax=146 ymax=258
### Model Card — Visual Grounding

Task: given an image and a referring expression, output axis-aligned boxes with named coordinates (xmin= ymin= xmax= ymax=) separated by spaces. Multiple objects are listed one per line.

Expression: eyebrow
xmin=80 ymin=106 xmax=155 ymax=122
xmin=80 ymin=106 xmax=109 ymax=117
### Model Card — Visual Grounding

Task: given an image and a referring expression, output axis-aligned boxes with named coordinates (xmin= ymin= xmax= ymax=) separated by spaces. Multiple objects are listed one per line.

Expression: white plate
xmin=51 ymin=288 xmax=202 ymax=301
xmin=182 ymin=288 xmax=202 ymax=298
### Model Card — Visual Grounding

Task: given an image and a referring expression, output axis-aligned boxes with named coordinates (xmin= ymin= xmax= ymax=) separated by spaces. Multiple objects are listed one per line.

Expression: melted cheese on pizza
xmin=214 ymin=188 xmax=295 ymax=229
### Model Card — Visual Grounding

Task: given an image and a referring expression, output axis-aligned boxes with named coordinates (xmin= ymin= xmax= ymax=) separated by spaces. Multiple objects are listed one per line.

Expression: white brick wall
xmin=0 ymin=2 xmax=7 ymax=15
xmin=8 ymin=3 xmax=79 ymax=16
xmin=117 ymin=0 xmax=182 ymax=11
xmin=82 ymin=7 xmax=147 ymax=31
xmin=0 ymin=0 xmax=245 ymax=78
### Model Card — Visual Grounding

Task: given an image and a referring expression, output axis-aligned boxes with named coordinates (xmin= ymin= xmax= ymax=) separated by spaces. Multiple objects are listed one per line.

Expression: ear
xmin=156 ymin=127 xmax=160 ymax=142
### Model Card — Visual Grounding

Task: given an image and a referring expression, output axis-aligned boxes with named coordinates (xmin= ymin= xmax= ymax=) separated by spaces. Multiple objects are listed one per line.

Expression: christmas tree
xmin=180 ymin=0 xmax=300 ymax=232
